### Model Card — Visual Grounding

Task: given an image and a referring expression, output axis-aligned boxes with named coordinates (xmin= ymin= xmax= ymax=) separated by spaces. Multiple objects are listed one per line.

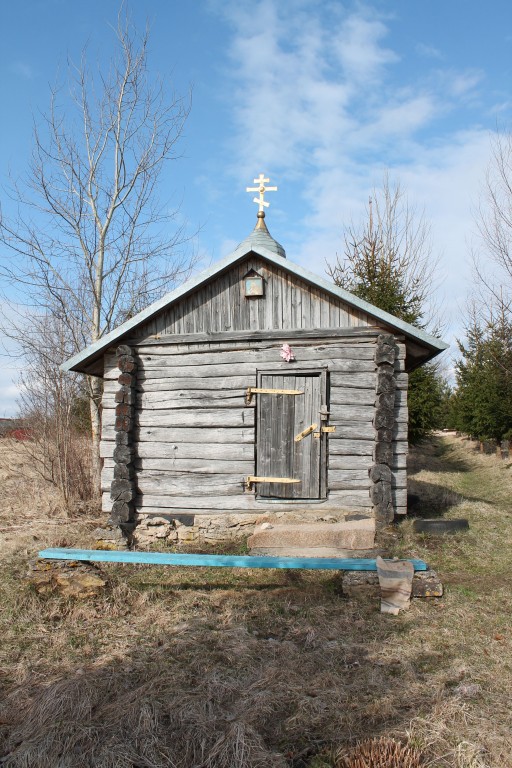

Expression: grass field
xmin=0 ymin=435 xmax=511 ymax=767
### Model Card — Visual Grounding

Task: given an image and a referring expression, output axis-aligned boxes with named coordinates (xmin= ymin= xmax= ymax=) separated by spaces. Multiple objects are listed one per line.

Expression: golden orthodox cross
xmin=246 ymin=173 xmax=277 ymax=212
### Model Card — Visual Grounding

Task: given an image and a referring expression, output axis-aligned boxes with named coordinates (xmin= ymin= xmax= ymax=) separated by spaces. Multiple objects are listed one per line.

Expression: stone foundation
xmin=342 ymin=568 xmax=443 ymax=599
xmin=132 ymin=513 xmax=263 ymax=548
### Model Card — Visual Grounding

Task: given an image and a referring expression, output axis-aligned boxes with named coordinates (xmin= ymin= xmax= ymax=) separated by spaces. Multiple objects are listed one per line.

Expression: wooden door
xmin=256 ymin=371 xmax=327 ymax=499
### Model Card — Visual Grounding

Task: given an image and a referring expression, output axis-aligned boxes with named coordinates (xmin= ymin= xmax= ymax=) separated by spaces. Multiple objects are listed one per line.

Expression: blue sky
xmin=1 ymin=0 xmax=511 ymax=415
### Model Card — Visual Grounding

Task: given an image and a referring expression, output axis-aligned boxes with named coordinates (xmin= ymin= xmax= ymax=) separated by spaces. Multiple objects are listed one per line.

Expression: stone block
xmin=374 ymin=441 xmax=393 ymax=465
xmin=115 ymin=431 xmax=131 ymax=447
xmin=374 ymin=410 xmax=395 ymax=430
xmin=342 ymin=570 xmax=380 ymax=598
xmin=376 ymin=372 xmax=396 ymax=395
xmin=110 ymin=479 xmax=135 ymax=502
xmin=115 ymin=403 xmax=134 ymax=418
xmin=115 ymin=415 xmax=133 ymax=432
xmin=28 ymin=560 xmax=107 ymax=598
xmin=177 ymin=527 xmax=199 ymax=543
xmin=118 ymin=372 xmax=134 ymax=387
xmin=117 ymin=354 xmax=136 ymax=373
xmin=375 ymin=344 xmax=396 ymax=365
xmin=369 ymin=464 xmax=392 ymax=483
xmin=114 ymin=463 xmax=134 ymax=480
xmin=376 ymin=392 xmax=395 ymax=411
xmin=110 ymin=500 xmax=132 ymax=523
xmin=250 ymin=547 xmax=378 ymax=558
xmin=412 ymin=570 xmax=443 ymax=598
xmin=247 ymin=519 xmax=376 ymax=551
xmin=115 ymin=386 xmax=132 ymax=403
xmin=113 ymin=445 xmax=133 ymax=464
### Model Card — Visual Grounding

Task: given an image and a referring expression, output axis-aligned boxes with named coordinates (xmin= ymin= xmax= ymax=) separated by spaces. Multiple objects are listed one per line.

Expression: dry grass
xmin=0 ymin=436 xmax=512 ymax=767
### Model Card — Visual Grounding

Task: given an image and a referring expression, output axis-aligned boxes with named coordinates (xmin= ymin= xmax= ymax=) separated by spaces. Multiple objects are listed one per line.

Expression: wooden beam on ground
xmin=38 ymin=548 xmax=428 ymax=571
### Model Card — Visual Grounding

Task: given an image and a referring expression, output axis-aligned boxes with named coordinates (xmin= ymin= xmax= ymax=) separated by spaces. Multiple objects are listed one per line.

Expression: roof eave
xmin=61 ymin=243 xmax=448 ymax=376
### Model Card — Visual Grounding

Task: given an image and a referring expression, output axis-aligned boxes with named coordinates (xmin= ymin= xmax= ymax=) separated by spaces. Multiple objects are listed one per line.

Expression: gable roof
xmin=62 ymin=223 xmax=448 ymax=376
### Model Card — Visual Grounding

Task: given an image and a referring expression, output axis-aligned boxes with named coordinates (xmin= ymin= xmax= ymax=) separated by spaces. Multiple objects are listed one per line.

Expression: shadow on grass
xmin=0 ymin=566 xmax=456 ymax=768
xmin=407 ymin=436 xmax=472 ymax=478
xmin=405 ymin=436 xmax=489 ymax=519
xmin=406 ymin=479 xmax=464 ymax=519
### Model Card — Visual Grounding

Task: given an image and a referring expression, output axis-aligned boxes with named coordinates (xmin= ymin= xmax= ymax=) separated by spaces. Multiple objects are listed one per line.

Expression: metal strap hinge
xmin=245 ymin=387 xmax=303 ymax=405
xmin=246 ymin=476 xmax=301 ymax=491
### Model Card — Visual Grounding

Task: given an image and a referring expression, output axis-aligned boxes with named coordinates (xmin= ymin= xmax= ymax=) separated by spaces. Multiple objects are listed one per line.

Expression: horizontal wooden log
xmin=101 ymin=425 xmax=256 ymax=443
xmin=100 ymin=441 xmax=115 ymax=459
xmin=328 ymin=404 xmax=407 ymax=425
xmin=329 ymin=372 xmax=376 ymax=390
xmin=129 ymin=327 xmax=385 ymax=346
xmin=129 ymin=370 xmax=408 ymax=393
xmin=133 ymin=426 xmax=254 ymax=444
xmin=327 ymin=422 xmax=375 ymax=440
xmin=133 ymin=458 xmax=253 ymax=473
xmin=329 ymin=439 xmax=374 ymax=456
xmin=135 ymin=441 xmax=255 ymax=461
xmin=101 ymin=492 xmax=372 ymax=516
xmin=131 ymin=489 xmax=372 ymax=513
xmin=328 ymin=469 xmax=370 ymax=491
xmin=101 ymin=464 xmax=405 ymax=495
xmin=392 ymin=488 xmax=407 ymax=506
xmin=328 ymin=455 xmax=373 ymax=470
xmin=135 ymin=390 xmax=251 ymax=410
xmin=136 ymin=359 xmax=375 ymax=381
xmin=329 ymin=389 xmax=376 ymax=406
xmin=391 ymin=469 xmax=407 ymax=488
xmin=101 ymin=471 xmax=248 ymax=496
xmin=136 ymin=343 xmax=378 ymax=362
xmin=137 ymin=472 xmax=247 ymax=496
xmin=104 ymin=376 xmax=254 ymax=394
xmin=135 ymin=408 xmax=255 ymax=429
xmin=328 ymin=453 xmax=406 ymax=470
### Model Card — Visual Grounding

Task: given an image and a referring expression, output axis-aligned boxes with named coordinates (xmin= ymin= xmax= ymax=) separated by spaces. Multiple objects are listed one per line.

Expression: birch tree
xmin=0 ymin=11 xmax=193 ymax=489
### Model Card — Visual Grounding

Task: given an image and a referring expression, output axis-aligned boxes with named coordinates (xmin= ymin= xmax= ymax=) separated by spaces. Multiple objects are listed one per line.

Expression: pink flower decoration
xmin=280 ymin=343 xmax=295 ymax=362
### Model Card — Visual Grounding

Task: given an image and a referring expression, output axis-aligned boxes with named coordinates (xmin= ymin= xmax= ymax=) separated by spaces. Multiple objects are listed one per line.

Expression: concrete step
xmin=247 ymin=518 xmax=375 ymax=552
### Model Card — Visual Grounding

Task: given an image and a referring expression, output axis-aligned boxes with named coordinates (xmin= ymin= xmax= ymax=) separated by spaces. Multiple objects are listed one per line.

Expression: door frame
xmin=255 ymin=367 xmax=329 ymax=501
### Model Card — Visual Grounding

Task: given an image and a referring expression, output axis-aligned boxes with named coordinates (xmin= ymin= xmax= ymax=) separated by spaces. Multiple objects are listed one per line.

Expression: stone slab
xmin=247 ymin=518 xmax=375 ymax=551
xmin=249 ymin=547 xmax=380 ymax=559
xmin=342 ymin=569 xmax=443 ymax=599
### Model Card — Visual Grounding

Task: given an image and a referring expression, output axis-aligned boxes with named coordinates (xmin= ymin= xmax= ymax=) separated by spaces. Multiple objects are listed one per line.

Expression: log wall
xmin=100 ymin=334 xmax=408 ymax=519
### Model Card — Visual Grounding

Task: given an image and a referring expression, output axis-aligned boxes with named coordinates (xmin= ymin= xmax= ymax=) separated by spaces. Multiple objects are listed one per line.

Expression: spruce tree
xmin=327 ymin=179 xmax=446 ymax=443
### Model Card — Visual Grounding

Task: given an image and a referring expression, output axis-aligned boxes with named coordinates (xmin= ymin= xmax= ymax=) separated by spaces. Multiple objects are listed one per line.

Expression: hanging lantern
xmin=243 ymin=269 xmax=264 ymax=297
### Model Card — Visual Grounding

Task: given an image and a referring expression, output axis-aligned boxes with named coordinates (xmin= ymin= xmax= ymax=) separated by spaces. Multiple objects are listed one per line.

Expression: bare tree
xmin=0 ymin=10 xmax=194 ymax=489
xmin=16 ymin=310 xmax=94 ymax=507
xmin=474 ymin=128 xmax=512 ymax=320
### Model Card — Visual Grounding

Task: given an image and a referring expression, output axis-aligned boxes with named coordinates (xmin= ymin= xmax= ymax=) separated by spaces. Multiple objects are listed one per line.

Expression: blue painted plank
xmin=38 ymin=548 xmax=428 ymax=571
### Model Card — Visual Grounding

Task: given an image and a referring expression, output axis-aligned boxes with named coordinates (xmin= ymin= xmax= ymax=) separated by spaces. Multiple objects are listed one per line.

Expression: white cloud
xmin=416 ymin=43 xmax=443 ymax=60
xmin=213 ymin=0 xmax=496 ymax=354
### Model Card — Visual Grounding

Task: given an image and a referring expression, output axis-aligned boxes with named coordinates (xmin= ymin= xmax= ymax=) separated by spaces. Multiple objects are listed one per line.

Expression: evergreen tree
xmin=453 ymin=316 xmax=512 ymax=441
xmin=327 ymin=179 xmax=446 ymax=443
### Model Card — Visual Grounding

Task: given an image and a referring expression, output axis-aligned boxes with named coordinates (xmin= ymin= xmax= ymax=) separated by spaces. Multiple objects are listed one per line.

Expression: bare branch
xmin=0 ymin=9 xmax=196 ymax=489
